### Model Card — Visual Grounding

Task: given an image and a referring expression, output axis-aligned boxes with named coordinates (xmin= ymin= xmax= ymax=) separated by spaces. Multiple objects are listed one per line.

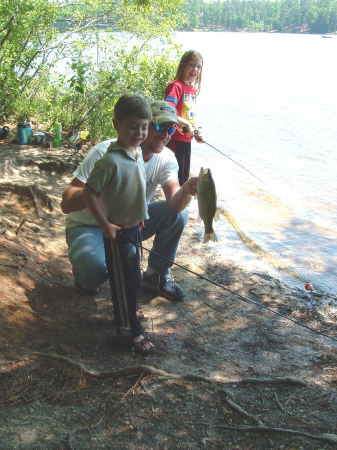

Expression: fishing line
xmin=196 ymin=136 xmax=265 ymax=184
xmin=217 ymin=207 xmax=306 ymax=283
xmin=141 ymin=245 xmax=337 ymax=344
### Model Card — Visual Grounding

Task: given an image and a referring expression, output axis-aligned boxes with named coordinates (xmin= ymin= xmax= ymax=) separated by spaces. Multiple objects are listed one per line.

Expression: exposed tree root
xmin=33 ymin=352 xmax=309 ymax=387
xmin=197 ymin=423 xmax=337 ymax=445
xmin=33 ymin=352 xmax=315 ymax=430
xmin=223 ymin=395 xmax=264 ymax=427
xmin=37 ymin=158 xmax=71 ymax=174
xmin=233 ymin=376 xmax=309 ymax=387
xmin=0 ymin=182 xmax=56 ymax=217
xmin=28 ymin=186 xmax=41 ymax=218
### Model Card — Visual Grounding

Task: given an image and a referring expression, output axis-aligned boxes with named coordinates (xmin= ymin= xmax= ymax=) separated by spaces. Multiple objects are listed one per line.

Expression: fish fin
xmin=214 ymin=208 xmax=221 ymax=221
xmin=203 ymin=231 xmax=218 ymax=243
xmin=217 ymin=207 xmax=226 ymax=217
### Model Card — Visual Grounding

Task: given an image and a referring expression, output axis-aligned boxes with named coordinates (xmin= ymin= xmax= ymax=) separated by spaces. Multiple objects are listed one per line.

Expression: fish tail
xmin=217 ymin=207 xmax=226 ymax=217
xmin=204 ymin=231 xmax=218 ymax=243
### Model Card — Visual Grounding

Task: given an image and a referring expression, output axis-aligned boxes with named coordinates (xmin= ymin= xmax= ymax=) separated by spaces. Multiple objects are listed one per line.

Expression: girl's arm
xmin=177 ymin=116 xmax=194 ymax=137
xmin=83 ymin=184 xmax=120 ymax=240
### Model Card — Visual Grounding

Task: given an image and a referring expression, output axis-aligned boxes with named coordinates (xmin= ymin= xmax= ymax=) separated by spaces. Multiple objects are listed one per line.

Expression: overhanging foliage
xmin=0 ymin=0 xmax=186 ymax=140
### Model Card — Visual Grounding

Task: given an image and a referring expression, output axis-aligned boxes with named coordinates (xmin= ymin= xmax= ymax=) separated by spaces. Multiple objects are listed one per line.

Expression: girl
xmin=165 ymin=50 xmax=203 ymax=185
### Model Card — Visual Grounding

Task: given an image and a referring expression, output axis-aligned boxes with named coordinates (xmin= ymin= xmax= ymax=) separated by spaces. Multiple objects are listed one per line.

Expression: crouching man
xmin=61 ymin=100 xmax=197 ymax=302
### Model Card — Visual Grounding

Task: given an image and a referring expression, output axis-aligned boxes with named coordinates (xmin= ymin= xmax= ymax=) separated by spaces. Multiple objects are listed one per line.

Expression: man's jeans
xmin=65 ymin=201 xmax=188 ymax=292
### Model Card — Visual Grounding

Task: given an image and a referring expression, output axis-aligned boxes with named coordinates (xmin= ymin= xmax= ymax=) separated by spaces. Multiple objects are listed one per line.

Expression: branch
xmin=19 ymin=48 xmax=54 ymax=97
xmin=0 ymin=262 xmax=19 ymax=269
xmin=15 ymin=219 xmax=27 ymax=235
xmin=19 ymin=51 xmax=40 ymax=79
xmin=23 ymin=69 xmax=51 ymax=105
xmin=0 ymin=13 xmax=17 ymax=53
xmin=69 ymin=95 xmax=106 ymax=135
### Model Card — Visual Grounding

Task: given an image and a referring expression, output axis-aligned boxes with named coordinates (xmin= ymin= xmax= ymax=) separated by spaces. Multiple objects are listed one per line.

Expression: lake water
xmin=173 ymin=32 xmax=337 ymax=296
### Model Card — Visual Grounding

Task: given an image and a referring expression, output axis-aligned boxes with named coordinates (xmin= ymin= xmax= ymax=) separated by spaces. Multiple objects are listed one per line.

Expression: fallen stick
xmin=121 ymin=373 xmax=144 ymax=400
xmin=15 ymin=219 xmax=27 ymax=235
xmin=274 ymin=392 xmax=286 ymax=414
xmin=0 ymin=262 xmax=19 ymax=269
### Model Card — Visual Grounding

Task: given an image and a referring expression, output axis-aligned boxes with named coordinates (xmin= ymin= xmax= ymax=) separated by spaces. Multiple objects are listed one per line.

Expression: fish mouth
xmin=199 ymin=167 xmax=211 ymax=179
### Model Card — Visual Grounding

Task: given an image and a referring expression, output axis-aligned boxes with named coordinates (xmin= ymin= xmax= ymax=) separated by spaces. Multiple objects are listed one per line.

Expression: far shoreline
xmin=177 ymin=27 xmax=336 ymax=35
xmin=55 ymin=21 xmax=337 ymax=36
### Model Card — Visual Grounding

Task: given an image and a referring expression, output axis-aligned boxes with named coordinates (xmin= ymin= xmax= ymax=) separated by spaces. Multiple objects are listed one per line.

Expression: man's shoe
xmin=142 ymin=272 xmax=185 ymax=302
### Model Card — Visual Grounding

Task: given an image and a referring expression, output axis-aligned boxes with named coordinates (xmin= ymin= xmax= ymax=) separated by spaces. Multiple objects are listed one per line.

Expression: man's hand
xmin=182 ymin=177 xmax=198 ymax=196
xmin=164 ymin=176 xmax=198 ymax=213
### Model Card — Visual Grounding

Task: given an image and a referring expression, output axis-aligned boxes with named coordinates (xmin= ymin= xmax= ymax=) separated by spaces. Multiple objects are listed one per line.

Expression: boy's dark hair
xmin=114 ymin=94 xmax=152 ymax=122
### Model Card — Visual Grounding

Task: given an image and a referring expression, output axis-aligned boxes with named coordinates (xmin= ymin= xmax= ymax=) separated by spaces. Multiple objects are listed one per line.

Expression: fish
xmin=197 ymin=167 xmax=219 ymax=243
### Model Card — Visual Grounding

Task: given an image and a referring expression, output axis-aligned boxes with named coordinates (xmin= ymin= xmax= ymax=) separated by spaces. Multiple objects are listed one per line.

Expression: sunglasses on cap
xmin=151 ymin=122 xmax=176 ymax=136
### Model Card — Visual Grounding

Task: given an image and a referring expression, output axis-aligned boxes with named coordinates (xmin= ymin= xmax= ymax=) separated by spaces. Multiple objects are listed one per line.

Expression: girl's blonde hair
xmin=175 ymin=50 xmax=203 ymax=95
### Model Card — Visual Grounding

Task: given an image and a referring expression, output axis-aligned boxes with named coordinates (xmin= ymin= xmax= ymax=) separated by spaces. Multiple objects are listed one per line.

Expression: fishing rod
xmin=194 ymin=129 xmax=265 ymax=184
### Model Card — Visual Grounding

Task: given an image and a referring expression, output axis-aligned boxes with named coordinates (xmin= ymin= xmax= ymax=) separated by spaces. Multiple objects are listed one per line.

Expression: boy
xmin=83 ymin=94 xmax=154 ymax=354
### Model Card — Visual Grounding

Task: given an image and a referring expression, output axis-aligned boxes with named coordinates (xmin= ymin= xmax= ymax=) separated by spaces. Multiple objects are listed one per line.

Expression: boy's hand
xmin=102 ymin=223 xmax=121 ymax=241
xmin=139 ymin=220 xmax=144 ymax=230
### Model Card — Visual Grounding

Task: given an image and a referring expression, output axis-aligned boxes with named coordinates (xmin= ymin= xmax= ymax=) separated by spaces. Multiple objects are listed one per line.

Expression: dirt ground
xmin=0 ymin=141 xmax=336 ymax=449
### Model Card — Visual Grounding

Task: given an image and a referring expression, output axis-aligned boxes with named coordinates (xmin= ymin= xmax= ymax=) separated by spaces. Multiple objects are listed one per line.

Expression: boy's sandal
xmin=137 ymin=309 xmax=148 ymax=320
xmin=132 ymin=338 xmax=155 ymax=355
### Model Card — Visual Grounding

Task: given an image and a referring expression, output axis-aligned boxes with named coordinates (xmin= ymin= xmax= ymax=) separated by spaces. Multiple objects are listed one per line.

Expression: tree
xmin=181 ymin=0 xmax=337 ymax=34
xmin=0 ymin=0 xmax=186 ymax=141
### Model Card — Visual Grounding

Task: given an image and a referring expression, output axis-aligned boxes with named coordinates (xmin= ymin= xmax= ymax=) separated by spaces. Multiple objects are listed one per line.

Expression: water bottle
xmin=53 ymin=123 xmax=62 ymax=147
xmin=18 ymin=122 xmax=31 ymax=145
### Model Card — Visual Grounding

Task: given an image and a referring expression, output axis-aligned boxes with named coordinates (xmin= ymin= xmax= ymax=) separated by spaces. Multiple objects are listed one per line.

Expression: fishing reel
xmin=194 ymin=127 xmax=205 ymax=143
